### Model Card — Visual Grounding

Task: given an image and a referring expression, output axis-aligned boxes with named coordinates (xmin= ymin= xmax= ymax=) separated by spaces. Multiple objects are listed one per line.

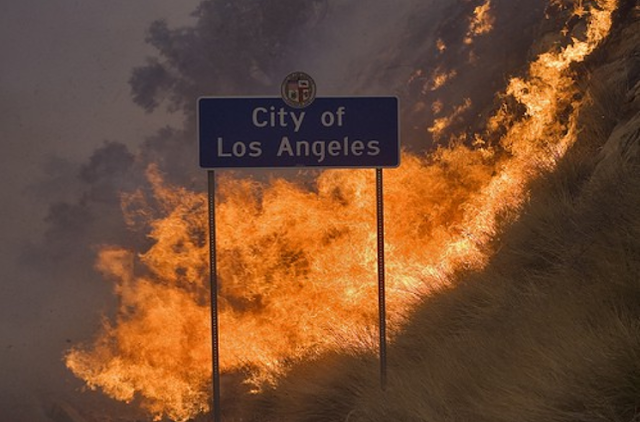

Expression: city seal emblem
xmin=281 ymin=71 xmax=316 ymax=108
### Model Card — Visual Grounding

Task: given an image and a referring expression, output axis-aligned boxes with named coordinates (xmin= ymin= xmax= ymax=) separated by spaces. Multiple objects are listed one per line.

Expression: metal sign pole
xmin=376 ymin=168 xmax=387 ymax=390
xmin=207 ymin=170 xmax=222 ymax=422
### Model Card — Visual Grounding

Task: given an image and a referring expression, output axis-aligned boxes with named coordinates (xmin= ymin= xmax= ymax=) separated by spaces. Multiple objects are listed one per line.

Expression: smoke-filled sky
xmin=0 ymin=0 xmax=198 ymax=238
xmin=0 ymin=0 xmax=551 ymax=420
xmin=0 ymin=1 xmax=199 ymax=420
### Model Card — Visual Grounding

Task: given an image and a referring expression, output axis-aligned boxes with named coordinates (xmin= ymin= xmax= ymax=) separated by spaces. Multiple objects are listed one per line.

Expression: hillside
xmin=248 ymin=4 xmax=640 ymax=422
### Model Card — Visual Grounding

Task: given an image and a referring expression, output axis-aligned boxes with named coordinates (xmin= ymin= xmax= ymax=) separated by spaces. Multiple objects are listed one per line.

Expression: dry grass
xmin=242 ymin=7 xmax=640 ymax=422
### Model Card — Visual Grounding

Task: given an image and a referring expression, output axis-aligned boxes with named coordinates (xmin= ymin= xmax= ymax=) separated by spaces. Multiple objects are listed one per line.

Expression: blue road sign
xmin=198 ymin=97 xmax=399 ymax=169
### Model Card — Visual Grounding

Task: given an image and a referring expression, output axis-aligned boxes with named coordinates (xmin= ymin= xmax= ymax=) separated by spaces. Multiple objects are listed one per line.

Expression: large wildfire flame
xmin=66 ymin=1 xmax=617 ymax=421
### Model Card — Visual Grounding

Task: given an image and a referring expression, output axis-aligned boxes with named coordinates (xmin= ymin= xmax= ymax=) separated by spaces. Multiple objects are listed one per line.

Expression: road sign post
xmin=376 ymin=167 xmax=387 ymax=390
xmin=199 ymin=89 xmax=398 ymax=421
xmin=207 ymin=170 xmax=221 ymax=422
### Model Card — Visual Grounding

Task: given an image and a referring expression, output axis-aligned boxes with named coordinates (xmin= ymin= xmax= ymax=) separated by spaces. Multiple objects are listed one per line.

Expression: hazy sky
xmin=0 ymin=1 xmax=202 ymax=264
xmin=0 ymin=1 xmax=199 ymax=419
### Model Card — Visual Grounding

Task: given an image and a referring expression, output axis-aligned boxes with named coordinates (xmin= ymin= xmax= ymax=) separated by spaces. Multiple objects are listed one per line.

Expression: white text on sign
xmin=217 ymin=136 xmax=380 ymax=163
xmin=251 ymin=106 xmax=347 ymax=133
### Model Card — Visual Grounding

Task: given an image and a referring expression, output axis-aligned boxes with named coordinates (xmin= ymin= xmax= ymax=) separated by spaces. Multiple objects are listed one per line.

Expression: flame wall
xmin=65 ymin=1 xmax=618 ymax=421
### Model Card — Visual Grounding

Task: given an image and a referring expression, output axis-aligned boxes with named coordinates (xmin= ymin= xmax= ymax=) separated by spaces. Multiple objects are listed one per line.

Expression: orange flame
xmin=425 ymin=67 xmax=458 ymax=93
xmin=427 ymin=97 xmax=472 ymax=140
xmin=66 ymin=1 xmax=618 ymax=420
xmin=465 ymin=0 xmax=496 ymax=45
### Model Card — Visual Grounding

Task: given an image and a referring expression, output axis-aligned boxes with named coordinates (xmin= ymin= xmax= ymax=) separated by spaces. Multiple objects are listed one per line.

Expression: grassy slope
xmin=246 ymin=4 xmax=640 ymax=422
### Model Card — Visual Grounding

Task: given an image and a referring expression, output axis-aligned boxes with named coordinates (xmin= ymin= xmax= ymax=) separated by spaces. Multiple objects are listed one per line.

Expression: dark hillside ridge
xmin=249 ymin=3 xmax=640 ymax=422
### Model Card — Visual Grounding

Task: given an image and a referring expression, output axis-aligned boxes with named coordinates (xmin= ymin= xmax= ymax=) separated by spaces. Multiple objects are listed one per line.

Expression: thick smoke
xmin=3 ymin=0 xmax=558 ymax=420
xmin=0 ymin=142 xmax=141 ymax=422
xmin=125 ymin=0 xmax=550 ymax=184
